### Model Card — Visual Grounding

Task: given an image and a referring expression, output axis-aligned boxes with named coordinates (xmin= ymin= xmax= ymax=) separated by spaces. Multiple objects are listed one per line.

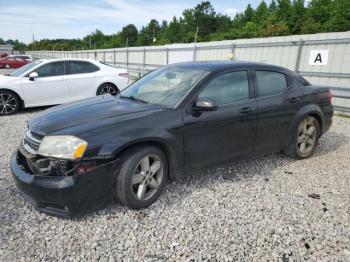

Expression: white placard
xmin=309 ymin=50 xmax=329 ymax=66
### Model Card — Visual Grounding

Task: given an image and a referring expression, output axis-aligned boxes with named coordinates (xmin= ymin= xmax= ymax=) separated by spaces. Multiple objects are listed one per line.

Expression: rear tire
xmin=284 ymin=115 xmax=320 ymax=159
xmin=0 ymin=90 xmax=20 ymax=116
xmin=115 ymin=145 xmax=168 ymax=209
xmin=96 ymin=83 xmax=119 ymax=96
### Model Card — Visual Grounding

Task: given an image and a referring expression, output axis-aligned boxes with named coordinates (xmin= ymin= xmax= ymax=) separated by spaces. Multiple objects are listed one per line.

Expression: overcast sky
xmin=0 ymin=0 xmax=269 ymax=43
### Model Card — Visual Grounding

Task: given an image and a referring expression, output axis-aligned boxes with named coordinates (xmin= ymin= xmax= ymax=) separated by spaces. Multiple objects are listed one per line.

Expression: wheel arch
xmin=289 ymin=104 xmax=324 ymax=140
xmin=113 ymin=139 xmax=182 ymax=181
xmin=0 ymin=88 xmax=25 ymax=109
xmin=97 ymin=82 xmax=119 ymax=95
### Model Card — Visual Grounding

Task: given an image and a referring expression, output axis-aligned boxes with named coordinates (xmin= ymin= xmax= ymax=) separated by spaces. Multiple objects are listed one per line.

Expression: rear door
xmin=183 ymin=70 xmax=257 ymax=170
xmin=21 ymin=61 xmax=70 ymax=107
xmin=65 ymin=61 xmax=100 ymax=101
xmin=253 ymin=69 xmax=303 ymax=153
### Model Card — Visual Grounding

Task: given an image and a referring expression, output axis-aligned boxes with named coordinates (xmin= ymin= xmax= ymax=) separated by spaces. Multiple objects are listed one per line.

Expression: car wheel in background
xmin=0 ymin=90 xmax=20 ymax=116
xmin=96 ymin=83 xmax=119 ymax=96
xmin=284 ymin=115 xmax=320 ymax=159
xmin=115 ymin=145 xmax=168 ymax=209
xmin=4 ymin=64 xmax=10 ymax=69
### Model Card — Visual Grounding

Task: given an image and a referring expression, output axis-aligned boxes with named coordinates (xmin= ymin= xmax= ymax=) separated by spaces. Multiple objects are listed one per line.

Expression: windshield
xmin=9 ymin=61 xmax=42 ymax=77
xmin=120 ymin=66 xmax=208 ymax=107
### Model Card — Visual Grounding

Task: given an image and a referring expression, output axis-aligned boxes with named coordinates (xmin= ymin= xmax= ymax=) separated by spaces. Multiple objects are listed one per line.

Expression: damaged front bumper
xmin=11 ymin=150 xmax=119 ymax=218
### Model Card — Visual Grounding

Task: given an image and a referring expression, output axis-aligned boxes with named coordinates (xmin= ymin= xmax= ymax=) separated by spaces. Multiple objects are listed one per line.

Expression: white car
xmin=0 ymin=58 xmax=129 ymax=115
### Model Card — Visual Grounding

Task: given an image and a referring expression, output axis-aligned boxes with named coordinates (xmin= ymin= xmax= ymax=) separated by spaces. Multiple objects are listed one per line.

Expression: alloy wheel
xmin=297 ymin=117 xmax=317 ymax=156
xmin=99 ymin=84 xmax=118 ymax=96
xmin=131 ymin=154 xmax=164 ymax=201
xmin=0 ymin=93 xmax=18 ymax=115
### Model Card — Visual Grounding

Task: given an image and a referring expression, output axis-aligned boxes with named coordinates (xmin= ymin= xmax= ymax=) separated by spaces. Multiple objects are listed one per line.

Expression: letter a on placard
xmin=309 ymin=50 xmax=328 ymax=66
xmin=314 ymin=53 xmax=322 ymax=63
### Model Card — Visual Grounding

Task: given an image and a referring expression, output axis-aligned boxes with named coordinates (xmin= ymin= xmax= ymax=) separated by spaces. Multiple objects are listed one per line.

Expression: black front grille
xmin=24 ymin=138 xmax=40 ymax=151
xmin=30 ymin=131 xmax=43 ymax=141
xmin=23 ymin=131 xmax=42 ymax=154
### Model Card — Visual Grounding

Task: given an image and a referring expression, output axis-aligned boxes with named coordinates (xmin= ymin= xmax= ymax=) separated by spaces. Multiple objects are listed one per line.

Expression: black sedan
xmin=11 ymin=61 xmax=333 ymax=217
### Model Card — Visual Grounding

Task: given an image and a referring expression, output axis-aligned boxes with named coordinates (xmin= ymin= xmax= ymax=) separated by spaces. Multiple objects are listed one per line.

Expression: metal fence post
xmin=126 ymin=48 xmax=129 ymax=68
xmin=295 ymin=39 xmax=304 ymax=73
xmin=113 ymin=50 xmax=116 ymax=66
xmin=193 ymin=45 xmax=197 ymax=61
xmin=143 ymin=48 xmax=146 ymax=68
xmin=231 ymin=42 xmax=235 ymax=60
xmin=166 ymin=48 xmax=169 ymax=65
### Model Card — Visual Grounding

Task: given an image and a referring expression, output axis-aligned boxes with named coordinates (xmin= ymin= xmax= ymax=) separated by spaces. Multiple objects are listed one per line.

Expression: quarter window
xmin=198 ymin=71 xmax=249 ymax=105
xmin=296 ymin=74 xmax=310 ymax=86
xmin=256 ymin=71 xmax=288 ymax=97
xmin=67 ymin=61 xmax=99 ymax=74
xmin=35 ymin=62 xmax=65 ymax=77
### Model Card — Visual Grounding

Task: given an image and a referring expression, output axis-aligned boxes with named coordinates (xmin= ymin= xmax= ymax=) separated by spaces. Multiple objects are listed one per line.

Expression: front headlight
xmin=37 ymin=136 xmax=88 ymax=160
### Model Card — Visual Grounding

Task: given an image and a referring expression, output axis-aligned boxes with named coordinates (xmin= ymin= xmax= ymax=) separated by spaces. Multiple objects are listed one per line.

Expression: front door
xmin=183 ymin=70 xmax=257 ymax=170
xmin=21 ymin=61 xmax=70 ymax=107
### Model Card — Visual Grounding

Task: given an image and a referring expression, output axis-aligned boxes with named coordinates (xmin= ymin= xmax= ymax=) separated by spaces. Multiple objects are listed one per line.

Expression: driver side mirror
xmin=193 ymin=98 xmax=218 ymax=112
xmin=29 ymin=72 xmax=38 ymax=81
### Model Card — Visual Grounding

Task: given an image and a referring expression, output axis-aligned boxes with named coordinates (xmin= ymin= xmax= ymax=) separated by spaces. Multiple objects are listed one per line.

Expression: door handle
xmin=287 ymin=97 xmax=301 ymax=103
xmin=239 ymin=107 xmax=255 ymax=113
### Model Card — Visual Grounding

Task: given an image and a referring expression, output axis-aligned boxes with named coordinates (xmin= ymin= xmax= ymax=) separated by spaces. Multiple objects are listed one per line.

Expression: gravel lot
xmin=0 ymin=69 xmax=14 ymax=75
xmin=0 ymin=111 xmax=349 ymax=261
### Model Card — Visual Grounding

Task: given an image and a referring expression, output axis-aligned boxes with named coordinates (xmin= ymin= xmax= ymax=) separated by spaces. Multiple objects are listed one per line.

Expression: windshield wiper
xmin=120 ymin=95 xmax=148 ymax=104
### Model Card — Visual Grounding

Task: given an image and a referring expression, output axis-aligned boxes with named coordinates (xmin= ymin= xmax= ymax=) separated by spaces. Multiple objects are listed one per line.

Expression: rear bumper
xmin=11 ymin=151 xmax=119 ymax=218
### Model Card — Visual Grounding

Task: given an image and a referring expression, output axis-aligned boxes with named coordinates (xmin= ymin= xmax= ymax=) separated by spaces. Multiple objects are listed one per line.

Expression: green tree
xmin=291 ymin=0 xmax=306 ymax=34
xmin=120 ymin=24 xmax=138 ymax=47
xmin=306 ymin=0 xmax=332 ymax=30
xmin=277 ymin=0 xmax=292 ymax=27
xmin=243 ymin=4 xmax=254 ymax=23
xmin=301 ymin=17 xmax=322 ymax=33
xmin=323 ymin=0 xmax=350 ymax=32
xmin=183 ymin=1 xmax=218 ymax=41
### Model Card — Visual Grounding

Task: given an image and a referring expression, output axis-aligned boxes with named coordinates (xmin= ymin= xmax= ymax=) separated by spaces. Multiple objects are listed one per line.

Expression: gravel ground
xmin=0 ymin=69 xmax=14 ymax=75
xmin=0 ymin=111 xmax=349 ymax=262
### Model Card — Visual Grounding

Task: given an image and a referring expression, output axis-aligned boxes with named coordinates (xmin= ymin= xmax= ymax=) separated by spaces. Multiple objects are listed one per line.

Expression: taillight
xmin=328 ymin=90 xmax=333 ymax=104
xmin=118 ymin=72 xmax=129 ymax=78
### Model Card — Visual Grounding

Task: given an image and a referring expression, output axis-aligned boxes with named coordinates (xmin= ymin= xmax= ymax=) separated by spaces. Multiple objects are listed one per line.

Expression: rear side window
xmin=256 ymin=71 xmax=288 ymax=97
xmin=67 ymin=61 xmax=99 ymax=74
xmin=35 ymin=62 xmax=65 ymax=77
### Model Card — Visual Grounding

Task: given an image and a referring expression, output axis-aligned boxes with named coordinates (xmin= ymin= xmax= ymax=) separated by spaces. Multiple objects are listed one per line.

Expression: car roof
xmin=37 ymin=58 xmax=97 ymax=63
xmin=170 ymin=60 xmax=292 ymax=73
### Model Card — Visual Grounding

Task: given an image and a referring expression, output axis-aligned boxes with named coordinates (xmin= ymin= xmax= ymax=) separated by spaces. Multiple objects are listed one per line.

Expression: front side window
xmin=256 ymin=71 xmax=287 ymax=97
xmin=198 ymin=71 xmax=249 ymax=106
xmin=35 ymin=62 xmax=65 ymax=77
xmin=120 ymin=66 xmax=209 ymax=107
xmin=10 ymin=61 xmax=42 ymax=77
xmin=67 ymin=61 xmax=99 ymax=74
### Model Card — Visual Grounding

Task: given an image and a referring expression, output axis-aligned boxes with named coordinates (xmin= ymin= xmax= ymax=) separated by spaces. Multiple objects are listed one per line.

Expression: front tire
xmin=115 ymin=146 xmax=168 ymax=209
xmin=284 ymin=116 xmax=320 ymax=159
xmin=96 ymin=83 xmax=119 ymax=96
xmin=0 ymin=90 xmax=20 ymax=116
xmin=4 ymin=64 xmax=10 ymax=69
